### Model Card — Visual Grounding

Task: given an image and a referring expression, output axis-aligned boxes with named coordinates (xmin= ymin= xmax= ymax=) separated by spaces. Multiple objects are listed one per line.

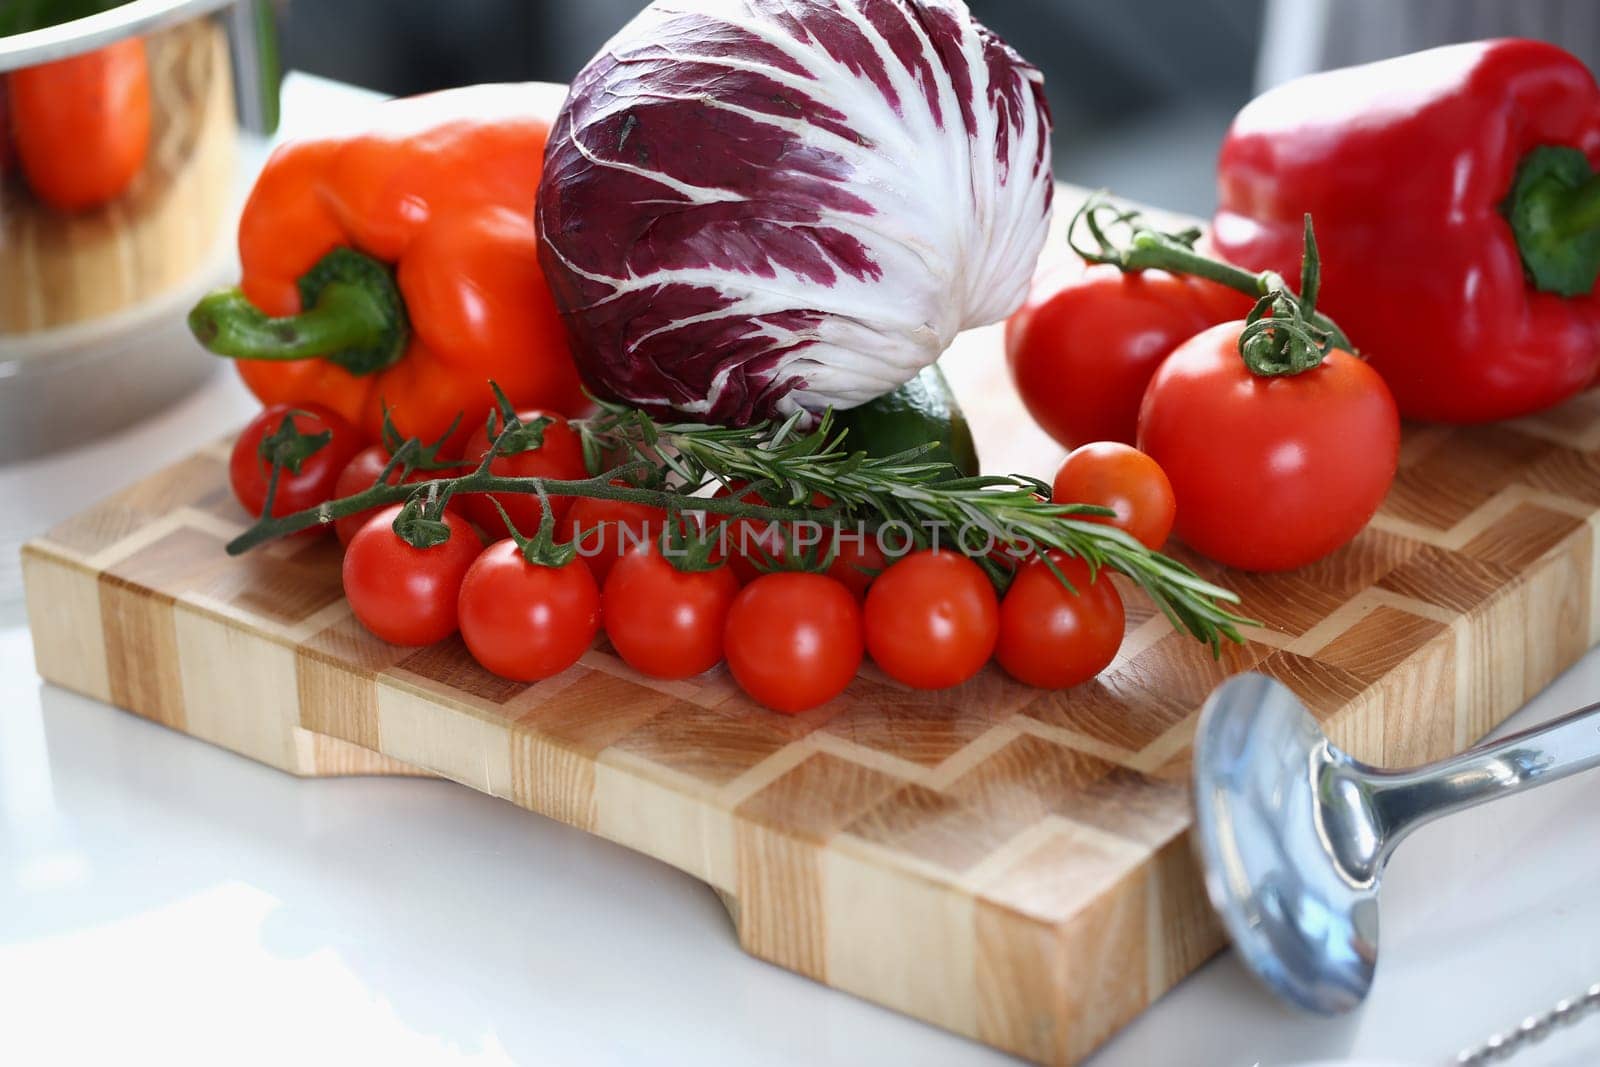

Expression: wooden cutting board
xmin=21 ymin=205 xmax=1600 ymax=1064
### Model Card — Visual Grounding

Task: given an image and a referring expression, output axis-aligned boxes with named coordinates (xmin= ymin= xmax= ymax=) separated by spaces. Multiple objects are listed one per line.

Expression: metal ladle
xmin=1191 ymin=672 xmax=1600 ymax=1015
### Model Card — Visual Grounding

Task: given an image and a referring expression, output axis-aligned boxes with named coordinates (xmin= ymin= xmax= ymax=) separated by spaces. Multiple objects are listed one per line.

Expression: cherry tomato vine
xmin=228 ymin=389 xmax=1253 ymax=652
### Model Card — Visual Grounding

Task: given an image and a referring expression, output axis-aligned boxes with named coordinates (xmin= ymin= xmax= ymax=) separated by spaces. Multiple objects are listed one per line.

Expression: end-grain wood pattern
xmin=0 ymin=18 xmax=237 ymax=334
xmin=22 ymin=199 xmax=1600 ymax=1063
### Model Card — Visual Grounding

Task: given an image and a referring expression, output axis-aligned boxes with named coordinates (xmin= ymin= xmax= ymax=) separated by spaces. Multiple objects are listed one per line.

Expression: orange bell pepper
xmin=188 ymin=84 xmax=586 ymax=446
xmin=7 ymin=37 xmax=151 ymax=211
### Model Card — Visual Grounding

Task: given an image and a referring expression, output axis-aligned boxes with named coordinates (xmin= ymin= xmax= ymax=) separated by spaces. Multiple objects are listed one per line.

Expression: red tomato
xmin=864 ymin=550 xmax=999 ymax=690
xmin=460 ymin=411 xmax=588 ymax=540
xmin=1051 ymin=442 xmax=1177 ymax=550
xmin=707 ymin=482 xmax=832 ymax=584
xmin=995 ymin=553 xmax=1125 ymax=688
xmin=1006 ymin=262 xmax=1253 ymax=449
xmin=1138 ymin=322 xmax=1400 ymax=572
xmin=724 ymin=572 xmax=863 ymax=713
xmin=563 ymin=491 xmax=669 ymax=586
xmin=342 ymin=505 xmax=482 ymax=646
xmin=333 ymin=445 xmax=460 ymax=546
xmin=458 ymin=542 xmax=601 ymax=681
xmin=229 ymin=403 xmax=365 ymax=526
xmin=826 ymin=525 xmax=889 ymax=600
xmin=603 ymin=547 xmax=740 ymax=679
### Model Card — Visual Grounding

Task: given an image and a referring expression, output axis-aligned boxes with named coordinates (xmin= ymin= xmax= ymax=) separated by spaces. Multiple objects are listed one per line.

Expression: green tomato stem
xmin=226 ymin=397 xmax=1254 ymax=653
xmin=225 ymin=469 xmax=822 ymax=555
xmin=1069 ymin=193 xmax=1356 ymax=376
xmin=1120 ymin=230 xmax=1354 ymax=356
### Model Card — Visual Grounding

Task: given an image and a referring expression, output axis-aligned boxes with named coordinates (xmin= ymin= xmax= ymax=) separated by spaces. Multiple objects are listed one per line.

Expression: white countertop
xmin=4 ymin=74 xmax=1600 ymax=1067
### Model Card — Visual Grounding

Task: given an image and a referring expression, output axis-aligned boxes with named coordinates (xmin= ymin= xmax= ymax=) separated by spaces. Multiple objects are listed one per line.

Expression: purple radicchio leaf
xmin=537 ymin=0 xmax=1054 ymax=426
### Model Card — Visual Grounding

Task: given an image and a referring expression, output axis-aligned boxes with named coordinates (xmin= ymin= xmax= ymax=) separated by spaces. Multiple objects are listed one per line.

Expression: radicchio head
xmin=537 ymin=0 xmax=1053 ymax=425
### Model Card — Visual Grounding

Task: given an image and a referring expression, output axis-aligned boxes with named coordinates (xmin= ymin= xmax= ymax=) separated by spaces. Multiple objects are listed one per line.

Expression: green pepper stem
xmin=188 ymin=247 xmax=410 ymax=376
xmin=1504 ymin=146 xmax=1600 ymax=298
xmin=1551 ymin=172 xmax=1600 ymax=240
xmin=189 ymin=283 xmax=392 ymax=363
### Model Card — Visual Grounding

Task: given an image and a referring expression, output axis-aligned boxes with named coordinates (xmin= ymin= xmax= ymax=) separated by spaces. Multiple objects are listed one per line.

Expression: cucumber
xmin=833 ymin=364 xmax=979 ymax=479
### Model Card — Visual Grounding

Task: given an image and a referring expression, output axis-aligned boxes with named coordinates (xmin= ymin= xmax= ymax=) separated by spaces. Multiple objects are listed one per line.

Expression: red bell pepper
xmin=1213 ymin=39 xmax=1600 ymax=423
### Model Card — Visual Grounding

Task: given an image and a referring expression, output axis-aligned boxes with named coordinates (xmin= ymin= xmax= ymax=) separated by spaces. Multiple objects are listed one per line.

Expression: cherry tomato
xmin=864 ymin=550 xmax=999 ymax=690
xmin=333 ymin=445 xmax=460 ymax=546
xmin=1051 ymin=442 xmax=1177 ymax=550
xmin=562 ymin=490 xmax=669 ymax=586
xmin=707 ymin=482 xmax=832 ymax=584
xmin=229 ymin=403 xmax=365 ymax=526
xmin=1138 ymin=321 xmax=1400 ymax=572
xmin=458 ymin=542 xmax=601 ymax=682
xmin=826 ymin=525 xmax=889 ymax=600
xmin=724 ymin=572 xmax=863 ymax=713
xmin=995 ymin=553 xmax=1125 ymax=689
xmin=1006 ymin=262 xmax=1253 ymax=449
xmin=460 ymin=411 xmax=588 ymax=541
xmin=342 ymin=506 xmax=482 ymax=646
xmin=603 ymin=546 xmax=740 ymax=680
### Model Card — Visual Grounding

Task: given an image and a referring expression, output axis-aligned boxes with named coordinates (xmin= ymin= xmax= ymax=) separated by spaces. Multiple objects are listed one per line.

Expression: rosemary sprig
xmin=229 ymin=395 xmax=1253 ymax=651
xmin=580 ymin=402 xmax=1250 ymax=650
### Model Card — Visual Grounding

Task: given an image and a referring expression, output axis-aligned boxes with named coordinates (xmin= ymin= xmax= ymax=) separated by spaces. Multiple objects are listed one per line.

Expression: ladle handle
xmin=1369 ymin=700 xmax=1600 ymax=861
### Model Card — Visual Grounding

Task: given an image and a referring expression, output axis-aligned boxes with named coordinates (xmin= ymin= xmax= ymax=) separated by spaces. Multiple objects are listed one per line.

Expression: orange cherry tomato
xmin=1051 ymin=442 xmax=1177 ymax=550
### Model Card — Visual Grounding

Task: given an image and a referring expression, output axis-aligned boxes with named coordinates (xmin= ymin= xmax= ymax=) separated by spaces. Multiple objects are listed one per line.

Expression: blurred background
xmin=277 ymin=0 xmax=1600 ymax=216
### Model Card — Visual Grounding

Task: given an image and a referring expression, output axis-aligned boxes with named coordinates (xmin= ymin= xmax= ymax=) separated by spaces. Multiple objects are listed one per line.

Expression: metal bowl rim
xmin=0 ymin=0 xmax=239 ymax=72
